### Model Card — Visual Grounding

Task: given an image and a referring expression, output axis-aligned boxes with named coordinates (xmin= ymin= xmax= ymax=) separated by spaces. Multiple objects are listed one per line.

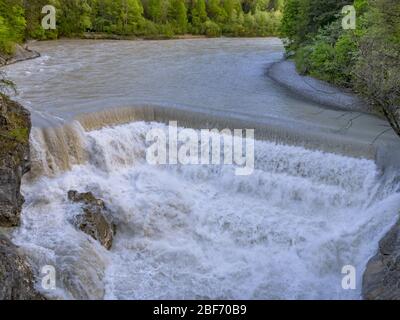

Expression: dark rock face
xmin=363 ymin=220 xmax=400 ymax=300
xmin=0 ymin=235 xmax=44 ymax=300
xmin=0 ymin=91 xmax=44 ymax=299
xmin=68 ymin=190 xmax=116 ymax=250
xmin=0 ymin=94 xmax=31 ymax=227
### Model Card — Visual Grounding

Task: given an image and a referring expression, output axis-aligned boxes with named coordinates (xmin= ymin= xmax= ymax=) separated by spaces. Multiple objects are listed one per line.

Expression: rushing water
xmin=4 ymin=38 xmax=400 ymax=299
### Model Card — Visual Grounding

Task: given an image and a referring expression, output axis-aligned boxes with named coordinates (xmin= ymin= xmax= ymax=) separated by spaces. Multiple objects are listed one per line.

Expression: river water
xmin=4 ymin=38 xmax=400 ymax=299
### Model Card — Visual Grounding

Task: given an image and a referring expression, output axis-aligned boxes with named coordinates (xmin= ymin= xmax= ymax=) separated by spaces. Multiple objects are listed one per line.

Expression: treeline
xmin=0 ymin=0 xmax=282 ymax=52
xmin=281 ymin=0 xmax=400 ymax=137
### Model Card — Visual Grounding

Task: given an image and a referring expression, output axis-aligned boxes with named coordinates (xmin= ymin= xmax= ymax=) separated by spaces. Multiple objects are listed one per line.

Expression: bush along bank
xmin=281 ymin=0 xmax=400 ymax=138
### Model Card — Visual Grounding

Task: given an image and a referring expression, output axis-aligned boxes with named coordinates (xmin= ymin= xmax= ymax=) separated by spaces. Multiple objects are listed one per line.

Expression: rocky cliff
xmin=0 ymin=234 xmax=44 ymax=300
xmin=0 ymin=94 xmax=31 ymax=227
xmin=363 ymin=219 xmax=400 ymax=300
xmin=0 ymin=94 xmax=44 ymax=300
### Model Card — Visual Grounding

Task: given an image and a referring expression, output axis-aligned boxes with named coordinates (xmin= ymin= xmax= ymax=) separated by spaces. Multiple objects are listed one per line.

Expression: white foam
xmin=13 ymin=121 xmax=400 ymax=299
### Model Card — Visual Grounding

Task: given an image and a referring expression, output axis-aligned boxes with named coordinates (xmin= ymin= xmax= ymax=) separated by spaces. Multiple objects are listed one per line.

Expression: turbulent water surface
xmin=5 ymin=38 xmax=400 ymax=299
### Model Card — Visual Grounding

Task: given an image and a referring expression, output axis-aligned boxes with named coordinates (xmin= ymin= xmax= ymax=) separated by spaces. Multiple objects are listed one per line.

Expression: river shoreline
xmin=267 ymin=58 xmax=400 ymax=301
xmin=0 ymin=44 xmax=40 ymax=67
xmin=266 ymin=59 xmax=374 ymax=114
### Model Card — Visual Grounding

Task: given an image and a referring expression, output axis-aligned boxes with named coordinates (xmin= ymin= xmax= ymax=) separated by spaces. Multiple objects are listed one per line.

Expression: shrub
xmin=332 ymin=33 xmax=358 ymax=87
xmin=308 ymin=41 xmax=336 ymax=81
xmin=204 ymin=20 xmax=221 ymax=37
xmin=294 ymin=45 xmax=313 ymax=75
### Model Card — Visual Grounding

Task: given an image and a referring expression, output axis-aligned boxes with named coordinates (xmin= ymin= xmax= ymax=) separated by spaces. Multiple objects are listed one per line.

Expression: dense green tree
xmin=24 ymin=0 xmax=57 ymax=39
xmin=53 ymin=0 xmax=92 ymax=36
xmin=207 ymin=0 xmax=227 ymax=23
xmin=189 ymin=0 xmax=207 ymax=33
xmin=0 ymin=0 xmax=25 ymax=53
xmin=0 ymin=0 xmax=282 ymax=54
xmin=147 ymin=0 xmax=167 ymax=23
xmin=282 ymin=0 xmax=349 ymax=50
xmin=168 ymin=0 xmax=188 ymax=34
xmin=223 ymin=0 xmax=242 ymax=19
xmin=204 ymin=19 xmax=221 ymax=36
xmin=306 ymin=0 xmax=348 ymax=34
xmin=280 ymin=0 xmax=309 ymax=50
xmin=119 ymin=0 xmax=144 ymax=34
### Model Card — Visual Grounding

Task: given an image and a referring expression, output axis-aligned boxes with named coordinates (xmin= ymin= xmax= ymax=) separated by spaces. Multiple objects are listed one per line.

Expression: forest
xmin=281 ymin=0 xmax=400 ymax=137
xmin=0 ymin=0 xmax=282 ymax=53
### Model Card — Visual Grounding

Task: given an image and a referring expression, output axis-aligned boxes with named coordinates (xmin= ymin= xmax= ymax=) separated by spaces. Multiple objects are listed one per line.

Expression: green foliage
xmin=147 ymin=0 xmax=167 ymax=23
xmin=280 ymin=0 xmax=309 ymax=50
xmin=207 ymin=0 xmax=227 ymax=23
xmin=8 ymin=127 xmax=29 ymax=142
xmin=306 ymin=0 xmax=349 ymax=33
xmin=204 ymin=20 xmax=221 ymax=37
xmin=0 ymin=0 xmax=26 ymax=54
xmin=294 ymin=45 xmax=313 ymax=74
xmin=332 ymin=32 xmax=358 ymax=86
xmin=0 ymin=70 xmax=16 ymax=95
xmin=52 ymin=0 xmax=92 ymax=36
xmin=168 ymin=0 xmax=188 ymax=34
xmin=354 ymin=0 xmax=368 ymax=13
xmin=119 ymin=0 xmax=145 ymax=34
xmin=302 ymin=41 xmax=335 ymax=82
xmin=189 ymin=0 xmax=208 ymax=33
xmin=24 ymin=0 xmax=60 ymax=39
xmin=15 ymin=0 xmax=281 ymax=41
xmin=281 ymin=0 xmax=349 ymax=50
xmin=283 ymin=0 xmax=400 ymax=136
xmin=284 ymin=0 xmax=361 ymax=86
xmin=353 ymin=0 xmax=400 ymax=136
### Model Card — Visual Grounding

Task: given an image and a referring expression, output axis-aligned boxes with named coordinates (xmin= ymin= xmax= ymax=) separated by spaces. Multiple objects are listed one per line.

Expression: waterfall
xmin=13 ymin=116 xmax=400 ymax=300
xmin=27 ymin=106 xmax=379 ymax=180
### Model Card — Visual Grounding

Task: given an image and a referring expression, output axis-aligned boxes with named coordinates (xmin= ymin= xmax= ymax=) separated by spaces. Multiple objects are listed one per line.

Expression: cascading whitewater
xmin=29 ymin=123 xmax=87 ymax=178
xmin=27 ymin=106 xmax=379 ymax=180
xmin=12 ymin=120 xmax=400 ymax=300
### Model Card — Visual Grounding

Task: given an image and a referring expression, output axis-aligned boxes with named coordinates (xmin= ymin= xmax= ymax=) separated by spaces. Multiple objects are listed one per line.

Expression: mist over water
xmin=5 ymin=38 xmax=400 ymax=299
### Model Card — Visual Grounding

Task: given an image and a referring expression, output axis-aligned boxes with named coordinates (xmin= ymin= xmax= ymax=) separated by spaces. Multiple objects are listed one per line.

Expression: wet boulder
xmin=0 ymin=235 xmax=45 ymax=300
xmin=363 ymin=219 xmax=400 ymax=300
xmin=68 ymin=190 xmax=116 ymax=250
